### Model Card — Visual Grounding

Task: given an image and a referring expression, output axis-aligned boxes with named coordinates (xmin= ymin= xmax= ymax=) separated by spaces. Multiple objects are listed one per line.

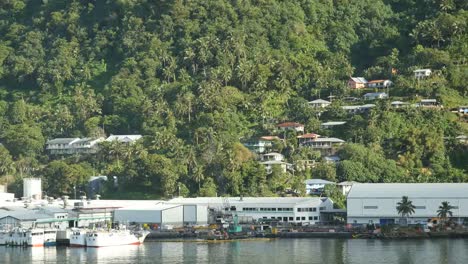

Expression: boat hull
xmin=86 ymin=230 xmax=149 ymax=247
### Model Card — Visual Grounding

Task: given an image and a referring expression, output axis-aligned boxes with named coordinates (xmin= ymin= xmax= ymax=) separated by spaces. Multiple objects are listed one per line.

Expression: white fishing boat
xmin=86 ymin=229 xmax=149 ymax=247
xmin=43 ymin=229 xmax=57 ymax=246
xmin=7 ymin=228 xmax=44 ymax=247
xmin=0 ymin=230 xmax=9 ymax=245
xmin=5 ymin=228 xmax=57 ymax=247
xmin=70 ymin=228 xmax=87 ymax=247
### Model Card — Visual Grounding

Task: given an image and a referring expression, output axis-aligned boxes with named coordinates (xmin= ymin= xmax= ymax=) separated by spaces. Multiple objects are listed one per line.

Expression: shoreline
xmin=145 ymin=230 xmax=468 ymax=241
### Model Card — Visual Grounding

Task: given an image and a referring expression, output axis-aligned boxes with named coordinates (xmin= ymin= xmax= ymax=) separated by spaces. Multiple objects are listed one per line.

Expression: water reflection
xmin=0 ymin=238 xmax=468 ymax=263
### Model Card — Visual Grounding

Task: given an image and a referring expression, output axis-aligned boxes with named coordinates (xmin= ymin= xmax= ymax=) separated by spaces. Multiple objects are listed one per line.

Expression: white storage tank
xmin=23 ymin=178 xmax=42 ymax=200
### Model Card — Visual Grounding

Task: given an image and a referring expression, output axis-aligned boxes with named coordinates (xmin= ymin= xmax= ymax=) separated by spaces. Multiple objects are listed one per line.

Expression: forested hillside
xmin=0 ymin=0 xmax=467 ymax=199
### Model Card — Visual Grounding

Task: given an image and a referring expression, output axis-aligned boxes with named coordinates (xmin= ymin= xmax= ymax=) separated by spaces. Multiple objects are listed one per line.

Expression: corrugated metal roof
xmin=347 ymin=183 xmax=468 ymax=199
xmin=167 ymin=197 xmax=326 ymax=206
xmin=305 ymin=179 xmax=335 ymax=185
xmin=46 ymin=138 xmax=79 ymax=144
xmin=309 ymin=99 xmax=331 ymax=104
xmin=106 ymin=135 xmax=142 ymax=142
xmin=311 ymin=137 xmax=345 ymax=143
xmin=297 ymin=133 xmax=320 ymax=139
xmin=350 ymin=77 xmax=368 ymax=83
xmin=321 ymin=121 xmax=346 ymax=126
xmin=277 ymin=122 xmax=304 ymax=128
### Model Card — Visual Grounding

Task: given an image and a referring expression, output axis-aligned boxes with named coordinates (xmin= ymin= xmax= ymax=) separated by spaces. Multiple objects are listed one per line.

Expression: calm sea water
xmin=1 ymin=238 xmax=468 ymax=264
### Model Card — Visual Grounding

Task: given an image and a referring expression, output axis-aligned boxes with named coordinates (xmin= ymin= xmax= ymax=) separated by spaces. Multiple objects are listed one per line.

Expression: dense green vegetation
xmin=0 ymin=0 xmax=467 ymax=199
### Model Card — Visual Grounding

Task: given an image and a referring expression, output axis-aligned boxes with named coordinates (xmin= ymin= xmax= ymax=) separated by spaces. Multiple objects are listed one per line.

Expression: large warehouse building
xmin=347 ymin=183 xmax=468 ymax=225
xmin=113 ymin=203 xmax=208 ymax=227
xmin=167 ymin=197 xmax=334 ymax=225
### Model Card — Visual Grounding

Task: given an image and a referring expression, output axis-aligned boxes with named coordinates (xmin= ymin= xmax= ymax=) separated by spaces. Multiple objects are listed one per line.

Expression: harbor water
xmin=1 ymin=238 xmax=468 ymax=264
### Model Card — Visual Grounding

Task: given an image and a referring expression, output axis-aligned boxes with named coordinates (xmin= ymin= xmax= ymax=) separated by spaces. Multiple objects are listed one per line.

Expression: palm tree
xmin=437 ymin=201 xmax=455 ymax=224
xmin=396 ymin=196 xmax=416 ymax=225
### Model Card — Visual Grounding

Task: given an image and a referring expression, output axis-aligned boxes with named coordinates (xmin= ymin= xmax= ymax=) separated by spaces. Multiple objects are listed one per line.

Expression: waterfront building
xmin=114 ymin=203 xmax=209 ymax=227
xmin=347 ymin=183 xmax=468 ymax=225
xmin=336 ymin=181 xmax=358 ymax=196
xmin=168 ymin=197 xmax=335 ymax=225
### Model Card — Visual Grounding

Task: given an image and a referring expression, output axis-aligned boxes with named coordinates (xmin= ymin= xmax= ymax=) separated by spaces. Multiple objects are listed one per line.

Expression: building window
xmin=289 ymin=217 xmax=293 ymax=221
xmin=309 ymin=217 xmax=313 ymax=220
xmin=296 ymin=217 xmax=300 ymax=220
xmin=364 ymin=206 xmax=378 ymax=209
xmin=319 ymin=207 xmax=326 ymax=211
xmin=313 ymin=216 xmax=318 ymax=220
xmin=414 ymin=206 xmax=426 ymax=209
xmin=452 ymin=206 xmax=459 ymax=209
xmin=301 ymin=217 xmax=305 ymax=220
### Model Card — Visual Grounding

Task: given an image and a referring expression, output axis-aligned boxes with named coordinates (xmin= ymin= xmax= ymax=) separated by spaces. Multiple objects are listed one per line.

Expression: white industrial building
xmin=347 ymin=183 xmax=468 ymax=225
xmin=167 ymin=197 xmax=334 ymax=225
xmin=113 ymin=203 xmax=208 ymax=227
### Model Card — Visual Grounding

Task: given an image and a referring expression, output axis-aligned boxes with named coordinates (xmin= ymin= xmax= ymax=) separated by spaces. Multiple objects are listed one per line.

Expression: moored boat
xmin=0 ymin=230 xmax=9 ymax=245
xmin=70 ymin=228 xmax=87 ymax=247
xmin=86 ymin=229 xmax=149 ymax=247
xmin=43 ymin=229 xmax=57 ymax=246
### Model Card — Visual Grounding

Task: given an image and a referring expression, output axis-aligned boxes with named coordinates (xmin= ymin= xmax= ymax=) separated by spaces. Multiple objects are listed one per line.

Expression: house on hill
xmin=305 ymin=179 xmax=335 ymax=195
xmin=391 ymin=101 xmax=410 ymax=108
xmin=105 ymin=135 xmax=142 ymax=144
xmin=308 ymin=99 xmax=331 ymax=108
xmin=46 ymin=137 xmax=104 ymax=155
xmin=363 ymin=92 xmax=388 ymax=100
xmin=301 ymin=137 xmax=345 ymax=155
xmin=418 ymin=99 xmax=442 ymax=108
xmin=243 ymin=136 xmax=281 ymax=154
xmin=348 ymin=77 xmax=368 ymax=89
xmin=414 ymin=69 xmax=432 ymax=79
xmin=277 ymin=122 xmax=305 ymax=133
xmin=45 ymin=138 xmax=80 ymax=155
xmin=367 ymin=79 xmax=393 ymax=89
xmin=297 ymin=133 xmax=320 ymax=145
xmin=321 ymin=121 xmax=346 ymax=129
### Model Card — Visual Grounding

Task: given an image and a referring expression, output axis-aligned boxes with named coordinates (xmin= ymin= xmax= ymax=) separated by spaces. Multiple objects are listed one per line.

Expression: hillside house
xmin=342 ymin=104 xmax=376 ymax=114
xmin=367 ymin=79 xmax=393 ymax=89
xmin=297 ymin=133 xmax=320 ymax=145
xmin=260 ymin=152 xmax=284 ymax=162
xmin=320 ymin=121 xmax=346 ymax=129
xmin=45 ymin=138 xmax=80 ymax=155
xmin=363 ymin=92 xmax=388 ymax=100
xmin=305 ymin=179 xmax=335 ymax=195
xmin=277 ymin=122 xmax=305 ymax=133
xmin=348 ymin=77 xmax=367 ymax=89
xmin=414 ymin=69 xmax=432 ymax=79
xmin=418 ymin=99 xmax=442 ymax=108
xmin=46 ymin=137 xmax=104 ymax=155
xmin=308 ymin=99 xmax=331 ymax=108
xmin=260 ymin=160 xmax=292 ymax=174
xmin=244 ymin=136 xmax=280 ymax=154
xmin=105 ymin=135 xmax=142 ymax=144
xmin=301 ymin=137 xmax=345 ymax=155
xmin=391 ymin=101 xmax=410 ymax=108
